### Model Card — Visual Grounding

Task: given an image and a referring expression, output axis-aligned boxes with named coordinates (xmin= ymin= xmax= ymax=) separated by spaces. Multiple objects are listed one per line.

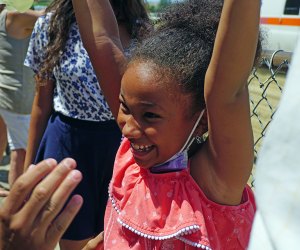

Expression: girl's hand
xmin=82 ymin=231 xmax=104 ymax=250
xmin=0 ymin=158 xmax=83 ymax=250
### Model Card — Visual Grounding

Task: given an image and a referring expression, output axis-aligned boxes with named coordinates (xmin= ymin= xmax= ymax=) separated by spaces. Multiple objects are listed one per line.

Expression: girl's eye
xmin=144 ymin=112 xmax=160 ymax=119
xmin=120 ymin=101 xmax=129 ymax=113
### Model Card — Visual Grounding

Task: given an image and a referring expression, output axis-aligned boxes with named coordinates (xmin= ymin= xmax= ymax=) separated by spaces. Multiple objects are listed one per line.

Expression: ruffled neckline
xmin=109 ymin=138 xmax=253 ymax=249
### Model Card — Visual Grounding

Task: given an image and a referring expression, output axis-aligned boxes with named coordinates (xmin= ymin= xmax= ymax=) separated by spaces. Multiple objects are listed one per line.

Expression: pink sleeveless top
xmin=102 ymin=138 xmax=256 ymax=250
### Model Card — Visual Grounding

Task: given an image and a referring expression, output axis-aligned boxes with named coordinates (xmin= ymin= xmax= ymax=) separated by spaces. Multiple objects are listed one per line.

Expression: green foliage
xmin=146 ymin=4 xmax=158 ymax=13
xmin=33 ymin=0 xmax=52 ymax=7
xmin=158 ymin=0 xmax=172 ymax=9
xmin=146 ymin=0 xmax=172 ymax=13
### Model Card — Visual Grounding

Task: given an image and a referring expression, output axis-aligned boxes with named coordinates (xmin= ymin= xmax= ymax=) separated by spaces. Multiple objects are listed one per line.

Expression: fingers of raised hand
xmin=0 ymin=158 xmax=57 ymax=250
xmin=14 ymin=158 xmax=78 ymax=231
xmin=0 ymin=158 xmax=82 ymax=250
xmin=38 ymin=168 xmax=83 ymax=231
xmin=82 ymin=231 xmax=104 ymax=250
xmin=0 ymin=158 xmax=57 ymax=216
xmin=46 ymin=194 xmax=83 ymax=245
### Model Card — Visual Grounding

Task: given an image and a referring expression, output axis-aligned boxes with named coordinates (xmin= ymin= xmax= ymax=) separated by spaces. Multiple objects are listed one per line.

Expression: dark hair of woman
xmin=110 ymin=0 xmax=151 ymax=39
xmin=37 ymin=0 xmax=151 ymax=81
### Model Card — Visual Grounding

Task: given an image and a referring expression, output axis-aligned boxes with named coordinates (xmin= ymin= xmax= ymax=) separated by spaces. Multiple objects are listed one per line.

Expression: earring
xmin=195 ymin=135 xmax=204 ymax=144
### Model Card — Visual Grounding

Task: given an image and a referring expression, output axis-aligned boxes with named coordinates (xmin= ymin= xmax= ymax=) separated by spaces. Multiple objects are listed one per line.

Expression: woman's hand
xmin=82 ymin=231 xmax=104 ymax=250
xmin=0 ymin=158 xmax=83 ymax=250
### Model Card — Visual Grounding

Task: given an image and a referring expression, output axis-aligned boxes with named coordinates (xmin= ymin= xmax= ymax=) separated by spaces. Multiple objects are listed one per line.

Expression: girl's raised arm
xmin=200 ymin=0 xmax=260 ymax=204
xmin=72 ymin=0 xmax=126 ymax=118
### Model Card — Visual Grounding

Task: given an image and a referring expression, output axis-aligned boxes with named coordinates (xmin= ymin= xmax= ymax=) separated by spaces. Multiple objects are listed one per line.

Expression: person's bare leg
xmin=59 ymin=238 xmax=91 ymax=250
xmin=8 ymin=149 xmax=26 ymax=187
xmin=0 ymin=116 xmax=7 ymax=163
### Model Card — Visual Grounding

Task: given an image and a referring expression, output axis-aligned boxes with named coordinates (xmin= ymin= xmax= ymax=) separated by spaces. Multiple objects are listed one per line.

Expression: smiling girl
xmin=72 ymin=0 xmax=261 ymax=249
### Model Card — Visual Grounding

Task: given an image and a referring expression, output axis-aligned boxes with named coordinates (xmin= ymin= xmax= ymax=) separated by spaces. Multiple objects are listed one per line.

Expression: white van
xmin=260 ymin=0 xmax=300 ymax=52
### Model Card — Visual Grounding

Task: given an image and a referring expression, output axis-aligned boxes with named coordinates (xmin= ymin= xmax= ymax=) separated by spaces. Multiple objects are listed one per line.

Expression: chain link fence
xmin=248 ymin=50 xmax=292 ymax=187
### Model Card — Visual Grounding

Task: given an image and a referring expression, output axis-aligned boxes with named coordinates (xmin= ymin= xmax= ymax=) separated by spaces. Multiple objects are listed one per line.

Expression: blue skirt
xmin=35 ymin=112 xmax=122 ymax=240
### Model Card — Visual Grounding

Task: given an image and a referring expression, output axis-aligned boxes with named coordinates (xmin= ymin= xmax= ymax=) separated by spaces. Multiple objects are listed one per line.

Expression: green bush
xmin=33 ymin=0 xmax=52 ymax=7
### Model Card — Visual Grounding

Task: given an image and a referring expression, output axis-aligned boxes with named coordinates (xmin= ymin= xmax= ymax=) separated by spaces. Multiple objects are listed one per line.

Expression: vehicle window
xmin=284 ymin=0 xmax=300 ymax=15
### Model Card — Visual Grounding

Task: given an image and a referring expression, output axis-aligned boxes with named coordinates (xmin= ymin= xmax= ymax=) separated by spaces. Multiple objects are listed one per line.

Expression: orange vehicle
xmin=260 ymin=0 xmax=300 ymax=52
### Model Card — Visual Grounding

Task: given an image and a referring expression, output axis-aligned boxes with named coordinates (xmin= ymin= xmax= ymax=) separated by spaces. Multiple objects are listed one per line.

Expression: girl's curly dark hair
xmin=37 ymin=0 xmax=151 ymax=82
xmin=131 ymin=0 xmax=223 ymax=114
xmin=131 ymin=0 xmax=261 ymax=115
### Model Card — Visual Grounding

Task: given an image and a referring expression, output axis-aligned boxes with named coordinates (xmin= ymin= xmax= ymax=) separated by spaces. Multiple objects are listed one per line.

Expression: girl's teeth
xmin=132 ymin=143 xmax=151 ymax=151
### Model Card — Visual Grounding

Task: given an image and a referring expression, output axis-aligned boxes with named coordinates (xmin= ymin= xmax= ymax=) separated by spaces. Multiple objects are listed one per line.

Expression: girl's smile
xmin=131 ymin=143 xmax=153 ymax=152
xmin=117 ymin=61 xmax=201 ymax=169
xmin=130 ymin=143 xmax=155 ymax=163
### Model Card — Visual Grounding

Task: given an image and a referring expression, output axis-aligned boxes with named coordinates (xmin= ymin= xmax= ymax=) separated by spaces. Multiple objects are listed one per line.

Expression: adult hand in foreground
xmin=0 ymin=158 xmax=83 ymax=250
xmin=0 ymin=187 xmax=9 ymax=197
xmin=82 ymin=231 xmax=104 ymax=250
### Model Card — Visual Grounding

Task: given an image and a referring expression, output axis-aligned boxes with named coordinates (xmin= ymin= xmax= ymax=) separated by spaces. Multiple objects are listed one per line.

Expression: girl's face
xmin=117 ymin=61 xmax=201 ymax=169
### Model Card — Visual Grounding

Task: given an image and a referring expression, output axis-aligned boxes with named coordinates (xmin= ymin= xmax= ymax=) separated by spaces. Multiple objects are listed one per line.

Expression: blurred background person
xmin=24 ymin=0 xmax=151 ymax=249
xmin=0 ymin=3 xmax=42 ymax=196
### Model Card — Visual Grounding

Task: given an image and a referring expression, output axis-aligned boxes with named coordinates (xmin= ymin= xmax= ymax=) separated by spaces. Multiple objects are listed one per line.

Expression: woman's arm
xmin=24 ymin=79 xmax=54 ymax=171
xmin=196 ymin=0 xmax=260 ymax=204
xmin=72 ymin=0 xmax=126 ymax=118
xmin=6 ymin=10 xmax=44 ymax=39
